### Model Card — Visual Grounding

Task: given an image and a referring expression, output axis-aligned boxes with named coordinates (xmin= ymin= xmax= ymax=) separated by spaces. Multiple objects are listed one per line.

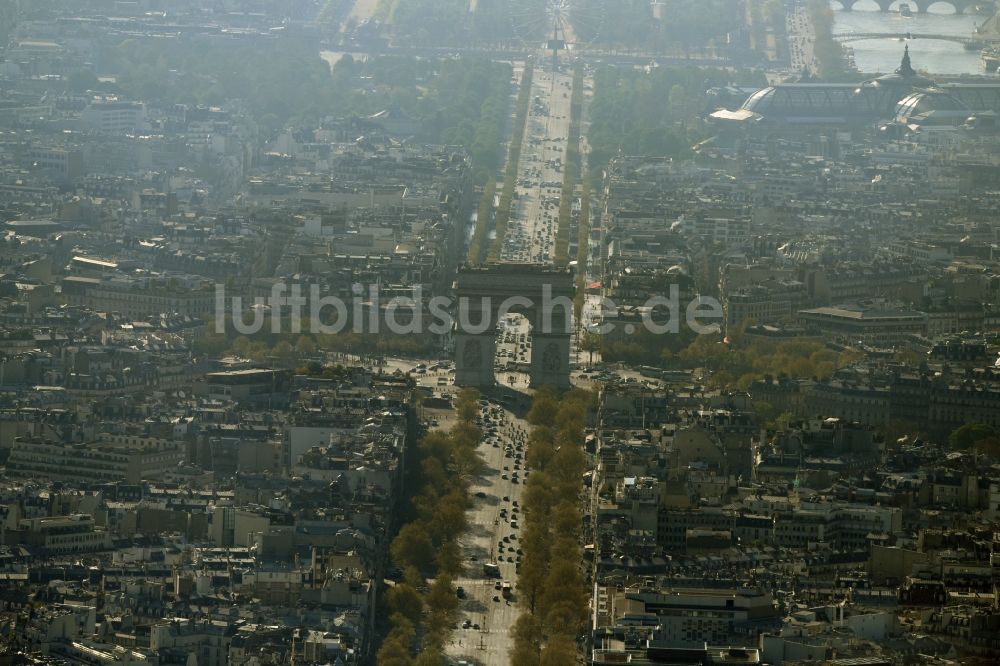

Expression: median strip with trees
xmin=467 ymin=178 xmax=497 ymax=265
xmin=486 ymin=61 xmax=535 ymax=262
xmin=573 ymin=174 xmax=591 ymax=319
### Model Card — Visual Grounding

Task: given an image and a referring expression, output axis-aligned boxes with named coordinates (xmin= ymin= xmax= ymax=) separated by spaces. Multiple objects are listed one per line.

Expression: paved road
xmin=445 ymin=398 xmax=530 ymax=666
xmin=787 ymin=2 xmax=818 ymax=74
xmin=500 ymin=62 xmax=577 ymax=264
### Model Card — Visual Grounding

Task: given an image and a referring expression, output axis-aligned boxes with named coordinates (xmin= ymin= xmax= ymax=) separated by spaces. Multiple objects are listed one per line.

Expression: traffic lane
xmin=449 ymin=403 xmax=529 ymax=664
xmin=500 ymin=67 xmax=574 ymax=263
xmin=464 ymin=406 xmax=527 ymax=571
xmin=524 ymin=71 xmax=575 ymax=260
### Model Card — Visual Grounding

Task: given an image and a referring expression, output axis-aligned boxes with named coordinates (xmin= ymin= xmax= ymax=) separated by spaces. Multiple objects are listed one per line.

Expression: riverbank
xmin=980 ymin=2 xmax=1000 ymax=36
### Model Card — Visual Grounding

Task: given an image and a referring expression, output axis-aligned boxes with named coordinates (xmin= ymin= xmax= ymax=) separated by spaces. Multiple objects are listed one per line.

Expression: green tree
xmin=753 ymin=401 xmax=778 ymax=429
xmin=296 ymin=335 xmax=317 ymax=355
xmin=580 ymin=331 xmax=601 ymax=365
xmin=949 ymin=423 xmax=1000 ymax=456
xmin=272 ymin=339 xmax=295 ymax=361
xmin=66 ymin=69 xmax=99 ymax=93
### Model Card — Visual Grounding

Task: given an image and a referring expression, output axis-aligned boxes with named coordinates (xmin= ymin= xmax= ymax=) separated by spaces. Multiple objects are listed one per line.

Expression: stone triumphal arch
xmin=453 ymin=265 xmax=575 ymax=390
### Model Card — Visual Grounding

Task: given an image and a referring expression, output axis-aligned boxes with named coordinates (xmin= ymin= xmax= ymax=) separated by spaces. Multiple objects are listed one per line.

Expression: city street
xmin=406 ymin=51 xmax=595 ymax=665
xmin=445 ymin=397 xmax=530 ymax=666
xmin=500 ymin=62 xmax=578 ymax=264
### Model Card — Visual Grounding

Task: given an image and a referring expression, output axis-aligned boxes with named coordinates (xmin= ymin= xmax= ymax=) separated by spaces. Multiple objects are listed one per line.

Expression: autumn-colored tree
xmin=428 ymin=490 xmax=468 ymax=545
xmin=386 ymin=583 xmax=424 ymax=626
xmin=413 ymin=649 xmax=445 ymax=666
xmin=419 ymin=430 xmax=454 ymax=463
xmin=390 ymin=523 xmax=436 ymax=574
xmin=527 ymin=388 xmax=559 ymax=427
xmin=423 ymin=574 xmax=459 ymax=650
xmin=455 ymin=387 xmax=480 ymax=422
xmin=296 ymin=335 xmax=317 ymax=355
xmin=377 ymin=614 xmax=416 ymax=666
xmin=516 ymin=538 xmax=550 ymax=613
xmin=550 ymin=503 xmax=581 ymax=543
xmin=512 ymin=389 xmax=591 ymax=663
xmin=450 ymin=439 xmax=484 ymax=478
xmin=510 ymin=615 xmax=544 ymax=666
xmin=542 ymin=557 xmax=588 ymax=635
xmin=539 ymin=633 xmax=578 ymax=666
xmin=434 ymin=540 xmax=462 ymax=578
xmin=526 ymin=426 xmax=556 ymax=471
xmin=272 ymin=339 xmax=295 ymax=360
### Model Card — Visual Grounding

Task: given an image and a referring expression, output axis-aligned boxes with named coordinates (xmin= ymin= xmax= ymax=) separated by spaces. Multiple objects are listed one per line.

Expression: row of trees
xmin=593 ymin=321 xmax=864 ymax=389
xmin=99 ymin=37 xmax=513 ymax=141
xmin=0 ymin=2 xmax=16 ymax=45
xmin=381 ymin=0 xmax=744 ymax=53
xmin=466 ymin=178 xmax=497 ymax=264
xmin=316 ymin=0 xmax=353 ymax=30
xmin=510 ymin=388 xmax=592 ymax=665
xmin=194 ymin=327 xmax=438 ymax=361
xmin=486 ymin=62 xmax=535 ymax=263
xmin=591 ymin=314 xmax=699 ymax=367
xmin=380 ymin=0 xmax=472 ymax=45
xmin=658 ymin=0 xmax=747 ymax=53
xmin=459 ymin=61 xmax=517 ymax=178
xmin=807 ymin=0 xmax=851 ymax=79
xmin=573 ymin=176 xmax=592 ymax=319
xmin=378 ymin=389 xmax=485 ymax=666
xmin=553 ymin=65 xmax=585 ymax=267
xmin=676 ymin=335 xmax=861 ymax=390
xmin=949 ymin=423 xmax=1000 ymax=457
xmin=747 ymin=0 xmax=787 ymax=58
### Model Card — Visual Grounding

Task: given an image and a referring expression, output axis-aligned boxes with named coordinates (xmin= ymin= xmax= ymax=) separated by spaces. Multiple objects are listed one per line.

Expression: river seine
xmin=830 ymin=1 xmax=990 ymax=75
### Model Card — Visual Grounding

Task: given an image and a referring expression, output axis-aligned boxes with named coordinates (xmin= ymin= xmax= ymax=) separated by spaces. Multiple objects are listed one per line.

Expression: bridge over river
xmin=834 ymin=31 xmax=1000 ymax=49
xmin=833 ymin=0 xmax=984 ymax=14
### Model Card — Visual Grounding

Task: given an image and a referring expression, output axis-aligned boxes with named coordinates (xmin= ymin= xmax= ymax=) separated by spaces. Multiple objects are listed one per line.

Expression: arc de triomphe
xmin=453 ymin=265 xmax=574 ymax=390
